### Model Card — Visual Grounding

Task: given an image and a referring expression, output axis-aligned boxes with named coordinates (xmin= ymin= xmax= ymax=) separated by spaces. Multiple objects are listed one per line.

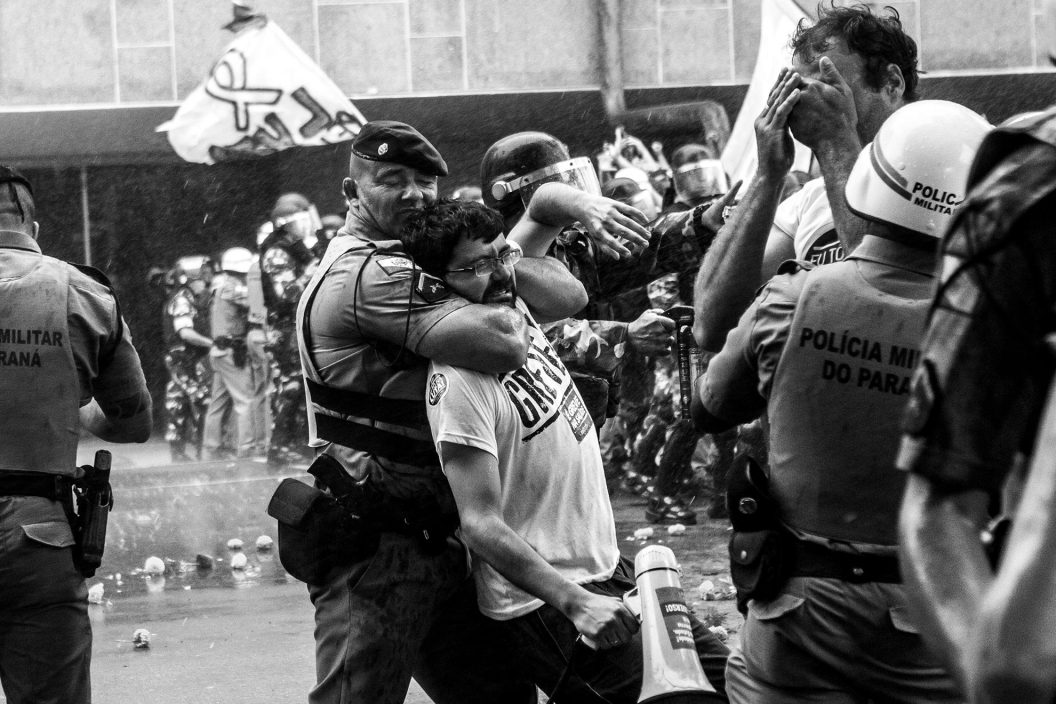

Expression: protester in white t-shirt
xmin=402 ymin=198 xmax=731 ymax=703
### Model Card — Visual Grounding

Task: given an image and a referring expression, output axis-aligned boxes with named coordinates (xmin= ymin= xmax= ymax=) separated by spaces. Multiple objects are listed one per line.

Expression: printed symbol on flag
xmin=157 ymin=17 xmax=366 ymax=164
xmin=205 ymin=51 xmax=282 ymax=131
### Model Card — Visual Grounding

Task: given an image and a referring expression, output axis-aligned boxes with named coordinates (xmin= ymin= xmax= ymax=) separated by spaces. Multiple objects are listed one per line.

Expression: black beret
xmin=352 ymin=120 xmax=448 ymax=177
xmin=0 ymin=165 xmax=32 ymax=196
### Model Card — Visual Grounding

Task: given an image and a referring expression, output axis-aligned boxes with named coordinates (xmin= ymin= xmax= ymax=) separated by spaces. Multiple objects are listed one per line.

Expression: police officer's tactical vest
xmin=767 ymin=258 xmax=929 ymax=546
xmin=0 ymin=256 xmax=81 ymax=474
xmin=210 ymin=273 xmax=248 ymax=339
xmin=297 ymin=235 xmax=441 ymax=470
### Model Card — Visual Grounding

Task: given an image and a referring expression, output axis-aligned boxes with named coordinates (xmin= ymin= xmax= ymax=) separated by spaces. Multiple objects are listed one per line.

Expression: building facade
xmin=1 ymin=0 xmax=1049 ymax=421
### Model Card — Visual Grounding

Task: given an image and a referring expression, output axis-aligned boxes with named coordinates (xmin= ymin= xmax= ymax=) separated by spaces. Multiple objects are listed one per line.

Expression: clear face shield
xmin=275 ymin=204 xmax=322 ymax=248
xmin=490 ymin=157 xmax=602 ymax=209
xmin=674 ymin=159 xmax=729 ymax=201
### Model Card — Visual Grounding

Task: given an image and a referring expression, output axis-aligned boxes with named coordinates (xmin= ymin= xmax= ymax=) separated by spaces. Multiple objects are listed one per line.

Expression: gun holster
xmin=267 ymin=456 xmax=379 ymax=585
xmin=63 ymin=450 xmax=113 ymax=578
xmin=725 ymin=454 xmax=794 ymax=612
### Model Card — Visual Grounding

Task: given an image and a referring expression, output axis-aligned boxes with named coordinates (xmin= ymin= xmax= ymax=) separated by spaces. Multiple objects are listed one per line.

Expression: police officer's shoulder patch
xmin=428 ymin=373 xmax=448 ymax=405
xmin=375 ymin=255 xmax=414 ymax=275
xmin=415 ymin=272 xmax=450 ymax=303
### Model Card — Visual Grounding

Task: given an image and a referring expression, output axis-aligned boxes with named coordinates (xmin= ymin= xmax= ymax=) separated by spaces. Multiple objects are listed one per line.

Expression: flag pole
xmin=80 ymin=165 xmax=91 ymax=266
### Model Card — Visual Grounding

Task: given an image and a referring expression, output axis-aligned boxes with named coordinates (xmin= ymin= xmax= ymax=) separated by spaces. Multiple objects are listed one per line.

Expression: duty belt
xmin=792 ymin=540 xmax=901 ymax=583
xmin=0 ymin=472 xmax=69 ymax=500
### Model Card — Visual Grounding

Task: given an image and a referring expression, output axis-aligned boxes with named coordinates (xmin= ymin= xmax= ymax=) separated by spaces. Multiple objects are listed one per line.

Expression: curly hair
xmin=792 ymin=3 xmax=920 ymax=102
xmin=400 ymin=198 xmax=506 ymax=277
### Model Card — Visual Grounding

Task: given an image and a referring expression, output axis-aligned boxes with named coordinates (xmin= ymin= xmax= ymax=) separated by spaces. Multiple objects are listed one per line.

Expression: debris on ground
xmin=87 ymin=582 xmax=105 ymax=604
xmin=143 ymin=556 xmax=165 ymax=576
xmin=132 ymin=628 xmax=151 ymax=649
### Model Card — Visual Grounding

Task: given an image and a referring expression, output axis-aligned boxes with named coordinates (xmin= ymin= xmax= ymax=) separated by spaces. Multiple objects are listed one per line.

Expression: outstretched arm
xmin=441 ymin=441 xmax=639 ymax=647
xmin=694 ymin=69 xmax=799 ymax=352
xmin=508 ymin=181 xmax=649 ymax=321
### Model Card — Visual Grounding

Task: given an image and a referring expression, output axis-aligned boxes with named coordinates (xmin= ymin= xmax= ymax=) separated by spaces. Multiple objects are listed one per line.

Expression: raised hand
xmin=755 ymin=67 xmax=801 ymax=180
xmin=786 ymin=57 xmax=859 ymax=152
xmin=575 ymin=194 xmax=651 ymax=259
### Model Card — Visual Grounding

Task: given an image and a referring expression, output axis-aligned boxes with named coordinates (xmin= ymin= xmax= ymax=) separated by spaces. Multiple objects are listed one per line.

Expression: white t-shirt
xmin=772 ymin=176 xmax=844 ymax=265
xmin=426 ymin=300 xmax=619 ymax=620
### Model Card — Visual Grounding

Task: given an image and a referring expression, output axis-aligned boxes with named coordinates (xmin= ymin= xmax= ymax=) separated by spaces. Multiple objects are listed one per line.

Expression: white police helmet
xmin=220 ymin=246 xmax=254 ymax=274
xmin=845 ymin=100 xmax=991 ymax=237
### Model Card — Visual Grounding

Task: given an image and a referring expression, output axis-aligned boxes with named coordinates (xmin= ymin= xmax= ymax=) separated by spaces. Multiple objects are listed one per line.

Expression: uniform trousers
xmin=0 ymin=496 xmax=90 ymax=704
xmin=500 ymin=556 xmax=729 ymax=703
xmin=726 ymin=577 xmax=960 ymax=704
xmin=308 ymin=531 xmax=536 ymax=704
xmin=203 ymin=349 xmax=259 ymax=457
xmin=246 ymin=328 xmax=271 ymax=451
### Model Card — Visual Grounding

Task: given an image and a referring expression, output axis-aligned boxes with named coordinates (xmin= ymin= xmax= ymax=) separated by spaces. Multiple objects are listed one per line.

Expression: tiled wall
xmin=0 ymin=0 xmax=1044 ymax=107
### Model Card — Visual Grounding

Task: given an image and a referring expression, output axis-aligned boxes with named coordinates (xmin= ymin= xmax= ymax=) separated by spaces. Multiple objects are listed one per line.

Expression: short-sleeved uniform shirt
xmin=0 ymin=229 xmax=149 ymax=474
xmin=426 ymin=300 xmax=618 ymax=619
xmin=773 ymin=177 xmax=843 ymax=266
xmin=299 ymin=209 xmax=470 ymax=494
xmin=897 ymin=140 xmax=1056 ymax=493
xmin=700 ymin=236 xmax=935 ymax=546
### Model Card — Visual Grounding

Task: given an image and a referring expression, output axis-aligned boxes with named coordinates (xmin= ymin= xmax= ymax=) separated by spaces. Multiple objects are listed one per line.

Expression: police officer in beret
xmin=0 ymin=166 xmax=151 ymax=703
xmin=295 ymin=120 xmax=619 ymax=703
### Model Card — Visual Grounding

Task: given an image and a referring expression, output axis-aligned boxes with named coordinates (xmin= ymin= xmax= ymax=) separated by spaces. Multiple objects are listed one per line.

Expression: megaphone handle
xmin=622 ymin=587 xmax=642 ymax=620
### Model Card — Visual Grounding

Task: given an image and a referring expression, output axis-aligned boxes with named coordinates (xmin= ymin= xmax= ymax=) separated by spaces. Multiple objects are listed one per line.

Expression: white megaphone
xmin=635 ymin=545 xmax=722 ymax=703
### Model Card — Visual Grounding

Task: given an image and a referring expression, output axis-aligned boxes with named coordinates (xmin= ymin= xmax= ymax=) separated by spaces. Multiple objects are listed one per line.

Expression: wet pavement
xmin=37 ymin=439 xmax=441 ymax=704
xmin=12 ymin=438 xmax=738 ymax=704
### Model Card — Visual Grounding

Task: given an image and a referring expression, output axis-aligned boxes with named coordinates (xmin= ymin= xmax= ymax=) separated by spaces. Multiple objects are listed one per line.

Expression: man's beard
xmin=483 ymin=279 xmax=517 ymax=307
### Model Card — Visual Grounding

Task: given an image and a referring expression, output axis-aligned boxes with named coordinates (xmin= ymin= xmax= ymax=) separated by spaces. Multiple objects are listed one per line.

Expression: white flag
xmin=157 ymin=18 xmax=365 ymax=164
xmin=721 ymin=0 xmax=814 ymax=186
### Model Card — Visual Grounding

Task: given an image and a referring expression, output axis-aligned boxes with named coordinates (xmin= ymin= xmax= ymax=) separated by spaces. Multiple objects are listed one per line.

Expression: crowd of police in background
xmin=149 ymin=196 xmax=344 ymax=471
xmin=149 ymin=123 xmax=762 ymax=524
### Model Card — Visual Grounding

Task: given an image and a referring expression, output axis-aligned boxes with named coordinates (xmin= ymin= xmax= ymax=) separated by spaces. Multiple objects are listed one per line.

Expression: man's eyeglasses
xmin=445 ymin=247 xmax=522 ymax=277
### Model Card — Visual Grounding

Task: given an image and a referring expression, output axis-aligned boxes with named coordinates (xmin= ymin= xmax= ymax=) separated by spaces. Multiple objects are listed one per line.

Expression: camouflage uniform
xmin=163 ymin=284 xmax=211 ymax=461
xmin=259 ymin=228 xmax=317 ymax=466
